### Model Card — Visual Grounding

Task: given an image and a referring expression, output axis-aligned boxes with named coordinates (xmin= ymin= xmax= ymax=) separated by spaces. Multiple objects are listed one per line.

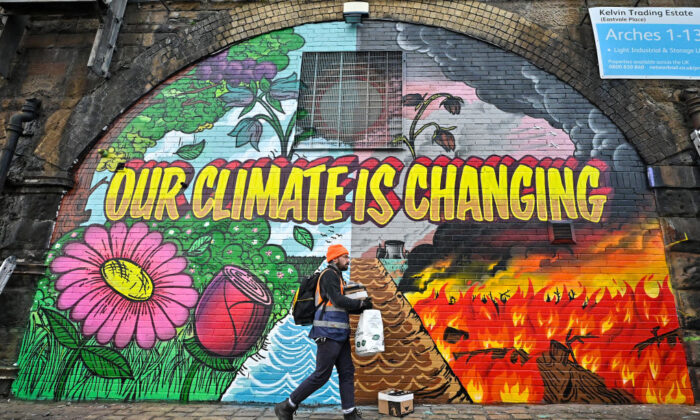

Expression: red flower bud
xmin=433 ymin=129 xmax=456 ymax=152
xmin=440 ymin=96 xmax=463 ymax=115
xmin=195 ymin=266 xmax=272 ymax=357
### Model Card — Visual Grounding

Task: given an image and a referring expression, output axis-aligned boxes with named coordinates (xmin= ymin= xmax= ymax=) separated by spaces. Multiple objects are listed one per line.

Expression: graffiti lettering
xmin=403 ymin=156 xmax=610 ymax=223
xmin=105 ymin=161 xmax=193 ymax=221
xmin=105 ymin=155 xmax=609 ymax=224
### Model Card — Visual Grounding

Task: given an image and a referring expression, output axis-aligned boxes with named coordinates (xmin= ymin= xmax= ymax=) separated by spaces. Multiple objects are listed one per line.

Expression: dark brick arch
xmin=59 ymin=0 xmax=679 ymax=171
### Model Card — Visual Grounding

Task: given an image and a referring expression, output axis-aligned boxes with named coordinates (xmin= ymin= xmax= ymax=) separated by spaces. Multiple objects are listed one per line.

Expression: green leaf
xmin=41 ymin=307 xmax=81 ymax=350
xmin=175 ymin=139 xmax=206 ymax=160
xmin=79 ymin=346 xmax=133 ymax=379
xmin=296 ymin=108 xmax=309 ymax=120
xmin=239 ymin=102 xmax=256 ymax=119
xmin=183 ymin=337 xmax=246 ymax=372
xmin=293 ymin=226 xmax=314 ymax=250
xmin=187 ymin=235 xmax=212 ymax=256
xmin=259 ymin=77 xmax=271 ymax=93
xmin=267 ymin=96 xmax=284 ymax=114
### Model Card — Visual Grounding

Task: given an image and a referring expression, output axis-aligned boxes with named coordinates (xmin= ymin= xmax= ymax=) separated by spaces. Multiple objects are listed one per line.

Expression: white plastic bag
xmin=355 ymin=309 xmax=384 ymax=356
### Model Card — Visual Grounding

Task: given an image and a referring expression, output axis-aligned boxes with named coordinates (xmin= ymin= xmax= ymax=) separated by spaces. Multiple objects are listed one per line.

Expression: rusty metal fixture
xmin=0 ymin=98 xmax=41 ymax=195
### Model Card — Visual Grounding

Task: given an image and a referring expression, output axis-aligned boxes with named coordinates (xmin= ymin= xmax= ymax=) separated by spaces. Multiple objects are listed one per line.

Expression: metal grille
xmin=295 ymin=51 xmax=402 ymax=149
xmin=550 ymin=221 xmax=576 ymax=244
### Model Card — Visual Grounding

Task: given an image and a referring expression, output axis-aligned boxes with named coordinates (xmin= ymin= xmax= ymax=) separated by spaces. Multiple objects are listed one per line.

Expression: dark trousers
xmin=289 ymin=338 xmax=355 ymax=410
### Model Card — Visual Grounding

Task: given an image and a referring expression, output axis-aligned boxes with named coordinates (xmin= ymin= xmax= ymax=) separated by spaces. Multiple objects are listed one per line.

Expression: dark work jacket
xmin=309 ymin=264 xmax=363 ymax=342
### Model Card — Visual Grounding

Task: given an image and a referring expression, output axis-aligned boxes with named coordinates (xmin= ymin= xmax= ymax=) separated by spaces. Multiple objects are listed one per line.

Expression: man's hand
xmin=360 ymin=297 xmax=373 ymax=310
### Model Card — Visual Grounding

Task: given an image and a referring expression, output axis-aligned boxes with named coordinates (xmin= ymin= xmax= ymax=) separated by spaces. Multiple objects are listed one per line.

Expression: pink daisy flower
xmin=50 ymin=222 xmax=198 ymax=349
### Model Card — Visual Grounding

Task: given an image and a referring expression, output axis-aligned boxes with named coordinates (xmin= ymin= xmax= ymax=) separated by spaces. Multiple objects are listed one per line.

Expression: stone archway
xmin=58 ymin=0 xmax=681 ymax=173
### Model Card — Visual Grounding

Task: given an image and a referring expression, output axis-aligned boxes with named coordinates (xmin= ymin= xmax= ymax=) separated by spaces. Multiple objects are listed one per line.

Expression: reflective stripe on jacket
xmin=310 ymin=267 xmax=350 ymax=341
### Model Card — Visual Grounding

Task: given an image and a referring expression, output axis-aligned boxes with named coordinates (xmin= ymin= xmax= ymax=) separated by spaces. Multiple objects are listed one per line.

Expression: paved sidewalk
xmin=1 ymin=400 xmax=700 ymax=420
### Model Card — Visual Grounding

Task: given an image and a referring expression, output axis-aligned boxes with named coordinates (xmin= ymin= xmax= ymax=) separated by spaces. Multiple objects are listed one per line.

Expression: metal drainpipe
xmin=0 ymin=98 xmax=41 ymax=195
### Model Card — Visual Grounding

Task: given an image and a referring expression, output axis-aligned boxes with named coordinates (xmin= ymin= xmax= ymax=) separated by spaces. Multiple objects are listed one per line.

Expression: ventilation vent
xmin=295 ymin=51 xmax=403 ymax=150
xmin=549 ymin=221 xmax=575 ymax=244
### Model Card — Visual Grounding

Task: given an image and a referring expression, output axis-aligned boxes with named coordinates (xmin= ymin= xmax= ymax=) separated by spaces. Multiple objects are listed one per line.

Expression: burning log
xmin=632 ymin=327 xmax=681 ymax=357
xmin=537 ymin=340 xmax=634 ymax=404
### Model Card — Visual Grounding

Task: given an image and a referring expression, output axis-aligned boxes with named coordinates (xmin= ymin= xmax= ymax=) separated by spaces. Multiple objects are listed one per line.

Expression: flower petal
xmin=149 ymin=257 xmax=187 ymax=280
xmin=83 ymin=225 xmax=113 ymax=259
xmin=64 ymin=287 xmax=112 ymax=321
xmin=130 ymin=232 xmax=163 ymax=266
xmin=55 ymin=268 xmax=102 ymax=291
xmin=51 ymin=256 xmax=94 ymax=274
xmin=152 ymin=296 xmax=192 ymax=326
xmin=141 ymin=243 xmax=177 ymax=274
xmin=153 ymin=273 xmax=193 ymax=289
xmin=122 ymin=222 xmax=149 ymax=260
xmin=114 ymin=305 xmax=138 ymax=348
xmin=135 ymin=305 xmax=156 ymax=349
xmin=109 ymin=222 xmax=128 ymax=259
xmin=63 ymin=242 xmax=105 ymax=267
xmin=82 ymin=293 xmax=121 ymax=336
xmin=95 ymin=300 xmax=130 ymax=345
xmin=148 ymin=302 xmax=177 ymax=341
xmin=156 ymin=286 xmax=199 ymax=308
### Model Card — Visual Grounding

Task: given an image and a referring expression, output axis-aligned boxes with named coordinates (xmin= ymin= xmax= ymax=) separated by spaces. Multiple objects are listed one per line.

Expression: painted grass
xmin=13 ymin=256 xmax=324 ymax=401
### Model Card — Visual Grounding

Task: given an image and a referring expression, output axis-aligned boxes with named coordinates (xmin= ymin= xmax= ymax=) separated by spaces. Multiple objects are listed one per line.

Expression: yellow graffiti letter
xmin=304 ymin=165 xmax=326 ymax=223
xmin=510 ymin=165 xmax=534 ymax=221
xmin=353 ymin=168 xmax=370 ymax=222
xmin=129 ymin=167 xmax=162 ymax=220
xmin=105 ymin=168 xmax=136 ymax=221
xmin=367 ymin=164 xmax=397 ymax=226
xmin=535 ymin=167 xmax=548 ymax=221
xmin=192 ymin=165 xmax=218 ymax=219
xmin=480 ymin=164 xmax=510 ymax=221
xmin=404 ymin=164 xmax=429 ymax=220
xmin=230 ymin=169 xmax=248 ymax=220
xmin=324 ymin=166 xmax=348 ymax=222
xmin=244 ymin=166 xmax=281 ymax=220
xmin=278 ymin=167 xmax=304 ymax=221
xmin=430 ymin=165 xmax=457 ymax=222
xmin=153 ymin=166 xmax=186 ymax=220
xmin=548 ymin=167 xmax=578 ymax=221
xmin=577 ymin=166 xmax=607 ymax=223
xmin=457 ymin=165 xmax=483 ymax=221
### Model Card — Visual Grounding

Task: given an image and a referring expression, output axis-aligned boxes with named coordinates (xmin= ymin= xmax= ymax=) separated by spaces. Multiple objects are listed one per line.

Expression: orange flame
xmin=412 ymin=277 xmax=693 ymax=404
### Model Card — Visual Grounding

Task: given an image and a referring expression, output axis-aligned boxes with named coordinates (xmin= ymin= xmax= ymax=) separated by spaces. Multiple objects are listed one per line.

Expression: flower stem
xmin=408 ymin=93 xmax=451 ymax=141
xmin=255 ymin=98 xmax=288 ymax=155
xmin=413 ymin=122 xmax=442 ymax=139
xmin=54 ymin=349 xmax=81 ymax=401
xmin=179 ymin=361 xmax=201 ymax=403
xmin=400 ymin=137 xmax=416 ymax=159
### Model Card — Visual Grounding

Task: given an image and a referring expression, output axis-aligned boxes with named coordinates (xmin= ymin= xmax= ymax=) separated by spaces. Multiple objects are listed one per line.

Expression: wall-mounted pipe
xmin=0 ymin=98 xmax=41 ymax=195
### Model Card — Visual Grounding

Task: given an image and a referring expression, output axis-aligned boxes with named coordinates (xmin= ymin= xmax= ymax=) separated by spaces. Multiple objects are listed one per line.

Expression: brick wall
xmin=1 ymin=0 xmax=699 ymax=403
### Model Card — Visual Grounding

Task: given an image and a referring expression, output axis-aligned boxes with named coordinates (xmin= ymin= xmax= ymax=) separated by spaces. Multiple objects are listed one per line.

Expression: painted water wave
xmin=221 ymin=315 xmax=340 ymax=404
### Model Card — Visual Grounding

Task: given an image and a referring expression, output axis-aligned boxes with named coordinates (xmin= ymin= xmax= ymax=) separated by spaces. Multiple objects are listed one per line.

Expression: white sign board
xmin=590 ymin=7 xmax=700 ymax=79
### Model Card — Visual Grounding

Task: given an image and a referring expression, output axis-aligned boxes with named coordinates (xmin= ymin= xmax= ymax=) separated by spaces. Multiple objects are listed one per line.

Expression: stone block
xmin=669 ymin=252 xmax=700 ymax=290
xmin=675 ymin=290 xmax=700 ymax=329
xmin=655 ymin=189 xmax=700 ymax=217
xmin=687 ymin=366 xmax=700 ymax=404
xmin=661 ymin=217 xmax=700 ymax=253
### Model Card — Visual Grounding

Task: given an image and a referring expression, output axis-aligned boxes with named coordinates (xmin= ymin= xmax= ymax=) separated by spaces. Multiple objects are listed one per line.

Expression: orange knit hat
xmin=326 ymin=244 xmax=349 ymax=262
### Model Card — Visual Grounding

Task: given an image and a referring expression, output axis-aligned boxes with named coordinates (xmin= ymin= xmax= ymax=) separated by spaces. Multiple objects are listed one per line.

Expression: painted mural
xmin=12 ymin=22 xmax=693 ymax=404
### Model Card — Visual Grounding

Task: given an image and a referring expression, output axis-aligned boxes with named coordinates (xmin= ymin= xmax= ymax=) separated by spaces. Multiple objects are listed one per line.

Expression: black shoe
xmin=274 ymin=399 xmax=296 ymax=420
xmin=343 ymin=408 xmax=363 ymax=420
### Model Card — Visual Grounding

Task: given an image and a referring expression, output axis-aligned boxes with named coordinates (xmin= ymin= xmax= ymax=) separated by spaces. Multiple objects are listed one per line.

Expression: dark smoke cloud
xmin=394 ymin=23 xmax=645 ymax=187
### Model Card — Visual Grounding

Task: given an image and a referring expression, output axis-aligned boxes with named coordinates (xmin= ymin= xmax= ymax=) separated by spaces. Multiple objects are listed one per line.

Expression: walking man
xmin=275 ymin=244 xmax=373 ymax=420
